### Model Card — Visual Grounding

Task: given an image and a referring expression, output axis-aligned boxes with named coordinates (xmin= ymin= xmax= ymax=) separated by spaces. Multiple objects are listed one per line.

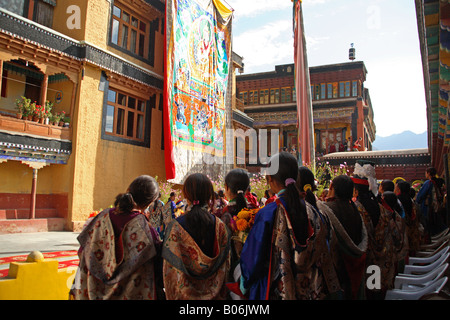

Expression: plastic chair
xmin=415 ymin=240 xmax=450 ymax=258
xmin=394 ymin=263 xmax=448 ymax=290
xmin=408 ymin=246 xmax=449 ymax=266
xmin=403 ymin=252 xmax=449 ymax=275
xmin=385 ymin=277 xmax=448 ymax=300
xmin=420 ymin=234 xmax=450 ymax=251
xmin=431 ymin=228 xmax=449 ymax=242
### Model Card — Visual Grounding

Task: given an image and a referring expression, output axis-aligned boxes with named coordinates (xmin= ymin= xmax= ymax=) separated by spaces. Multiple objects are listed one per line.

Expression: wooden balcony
xmin=236 ymin=98 xmax=245 ymax=112
xmin=0 ymin=114 xmax=70 ymax=141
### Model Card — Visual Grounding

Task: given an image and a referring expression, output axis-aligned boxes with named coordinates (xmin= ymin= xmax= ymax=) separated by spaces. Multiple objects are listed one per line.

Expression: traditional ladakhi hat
xmin=351 ymin=159 xmax=378 ymax=196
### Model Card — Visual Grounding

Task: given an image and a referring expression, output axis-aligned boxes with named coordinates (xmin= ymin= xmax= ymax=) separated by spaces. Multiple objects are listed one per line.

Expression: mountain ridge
xmin=372 ymin=131 xmax=427 ymax=150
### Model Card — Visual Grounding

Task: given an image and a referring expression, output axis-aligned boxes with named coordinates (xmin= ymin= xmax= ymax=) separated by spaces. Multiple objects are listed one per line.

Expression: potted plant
xmin=63 ymin=116 xmax=71 ymax=127
xmin=51 ymin=112 xmax=63 ymax=126
xmin=44 ymin=101 xmax=53 ymax=124
xmin=57 ymin=111 xmax=66 ymax=126
xmin=15 ymin=96 xmax=31 ymax=119
xmin=27 ymin=101 xmax=36 ymax=121
xmin=33 ymin=104 xmax=44 ymax=123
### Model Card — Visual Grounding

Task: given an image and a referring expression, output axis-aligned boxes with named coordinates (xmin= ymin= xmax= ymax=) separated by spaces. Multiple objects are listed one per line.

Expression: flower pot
xmin=39 ymin=118 xmax=45 ymax=124
xmin=33 ymin=116 xmax=39 ymax=122
xmin=26 ymin=115 xmax=32 ymax=121
xmin=16 ymin=113 xmax=23 ymax=119
xmin=59 ymin=121 xmax=64 ymax=127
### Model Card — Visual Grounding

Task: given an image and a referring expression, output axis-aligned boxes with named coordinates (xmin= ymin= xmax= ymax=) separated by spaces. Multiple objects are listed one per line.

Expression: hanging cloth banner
xmin=164 ymin=0 xmax=233 ymax=183
xmin=293 ymin=0 xmax=315 ymax=166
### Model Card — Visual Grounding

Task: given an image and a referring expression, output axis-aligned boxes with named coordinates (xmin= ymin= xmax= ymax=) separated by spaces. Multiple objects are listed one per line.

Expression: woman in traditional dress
xmin=350 ymin=160 xmax=382 ymax=299
xmin=162 ymin=173 xmax=231 ymax=300
xmin=296 ymin=166 xmax=343 ymax=300
xmin=70 ymin=175 xmax=162 ymax=300
xmin=216 ymin=168 xmax=250 ymax=230
xmin=375 ymin=191 xmax=409 ymax=296
xmin=239 ymin=152 xmax=314 ymax=300
xmin=317 ymin=175 xmax=368 ymax=300
xmin=396 ymin=180 xmax=422 ymax=255
xmin=416 ymin=167 xmax=447 ymax=238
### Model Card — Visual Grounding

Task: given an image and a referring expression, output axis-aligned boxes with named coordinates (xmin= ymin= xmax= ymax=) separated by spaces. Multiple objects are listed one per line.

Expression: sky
xmin=226 ymin=0 xmax=428 ymax=138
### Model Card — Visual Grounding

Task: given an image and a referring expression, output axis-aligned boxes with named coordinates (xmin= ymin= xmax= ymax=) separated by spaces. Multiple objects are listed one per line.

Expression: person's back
xmin=71 ymin=175 xmax=161 ymax=300
xmin=326 ymin=199 xmax=362 ymax=245
xmin=319 ymin=175 xmax=367 ymax=300
xmin=162 ymin=173 xmax=231 ymax=300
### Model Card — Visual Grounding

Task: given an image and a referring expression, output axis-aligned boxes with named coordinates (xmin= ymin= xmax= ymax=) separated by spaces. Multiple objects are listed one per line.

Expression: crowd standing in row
xmin=69 ymin=152 xmax=448 ymax=300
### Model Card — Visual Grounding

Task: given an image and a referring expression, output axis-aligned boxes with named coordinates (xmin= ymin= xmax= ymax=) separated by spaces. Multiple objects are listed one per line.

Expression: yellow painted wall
xmin=52 ymin=0 xmax=88 ymax=41
xmin=47 ymin=79 xmax=73 ymax=116
xmin=84 ymin=0 xmax=111 ymax=49
xmin=0 ymin=161 xmax=69 ymax=195
xmin=69 ymin=65 xmax=165 ymax=226
xmin=0 ymin=73 xmax=26 ymax=113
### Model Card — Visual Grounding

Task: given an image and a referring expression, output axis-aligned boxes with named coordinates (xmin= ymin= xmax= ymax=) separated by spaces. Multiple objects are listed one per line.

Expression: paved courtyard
xmin=0 ymin=231 xmax=80 ymax=258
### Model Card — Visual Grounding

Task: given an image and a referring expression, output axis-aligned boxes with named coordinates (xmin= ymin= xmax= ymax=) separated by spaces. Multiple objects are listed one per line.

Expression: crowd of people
xmin=69 ymin=152 xmax=448 ymax=300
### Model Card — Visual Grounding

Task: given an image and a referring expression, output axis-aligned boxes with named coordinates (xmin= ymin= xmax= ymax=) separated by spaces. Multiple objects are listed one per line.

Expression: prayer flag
xmin=293 ymin=0 xmax=315 ymax=165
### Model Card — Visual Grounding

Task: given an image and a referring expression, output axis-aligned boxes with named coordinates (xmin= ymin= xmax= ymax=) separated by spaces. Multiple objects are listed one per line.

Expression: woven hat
xmin=352 ymin=160 xmax=378 ymax=196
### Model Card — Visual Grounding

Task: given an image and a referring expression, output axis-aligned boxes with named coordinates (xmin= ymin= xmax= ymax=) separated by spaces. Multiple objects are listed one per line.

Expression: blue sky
xmin=226 ymin=0 xmax=427 ymax=138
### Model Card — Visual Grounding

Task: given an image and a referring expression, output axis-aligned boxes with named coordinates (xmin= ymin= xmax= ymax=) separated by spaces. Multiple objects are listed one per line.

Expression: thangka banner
xmin=164 ymin=0 xmax=233 ymax=182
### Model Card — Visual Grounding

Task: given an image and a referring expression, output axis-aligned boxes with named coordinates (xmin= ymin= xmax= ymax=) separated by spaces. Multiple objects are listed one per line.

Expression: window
xmin=248 ymin=90 xmax=258 ymax=105
xmin=281 ymin=87 xmax=292 ymax=103
xmin=259 ymin=89 xmax=269 ymax=104
xmin=292 ymin=86 xmax=296 ymax=102
xmin=345 ymin=81 xmax=350 ymax=97
xmin=315 ymin=84 xmax=320 ymax=100
xmin=0 ymin=0 xmax=54 ymax=28
xmin=274 ymin=88 xmax=280 ymax=104
xmin=111 ymin=4 xmax=148 ymax=58
xmin=352 ymin=80 xmax=358 ymax=97
xmin=320 ymin=83 xmax=326 ymax=100
xmin=327 ymin=83 xmax=332 ymax=99
xmin=105 ymin=88 xmax=146 ymax=142
xmin=270 ymin=88 xmax=280 ymax=104
xmin=332 ymin=82 xmax=338 ymax=98
xmin=280 ymin=87 xmax=291 ymax=103
xmin=339 ymin=82 xmax=345 ymax=98
xmin=240 ymin=91 xmax=248 ymax=106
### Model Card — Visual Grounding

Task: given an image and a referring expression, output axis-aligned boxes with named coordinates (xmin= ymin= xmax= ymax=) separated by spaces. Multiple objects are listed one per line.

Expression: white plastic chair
xmin=432 ymin=228 xmax=449 ymax=242
xmin=408 ymin=246 xmax=449 ymax=266
xmin=402 ymin=252 xmax=449 ymax=275
xmin=415 ymin=240 xmax=449 ymax=257
xmin=394 ymin=263 xmax=448 ymax=290
xmin=420 ymin=234 xmax=450 ymax=251
xmin=385 ymin=277 xmax=448 ymax=300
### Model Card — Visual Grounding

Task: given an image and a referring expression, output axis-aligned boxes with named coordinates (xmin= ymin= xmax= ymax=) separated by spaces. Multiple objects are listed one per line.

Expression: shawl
xmin=318 ymin=201 xmax=368 ymax=300
xmin=373 ymin=201 xmax=409 ymax=291
xmin=240 ymin=197 xmax=338 ymax=300
xmin=71 ymin=209 xmax=157 ymax=300
xmin=162 ymin=217 xmax=231 ymax=300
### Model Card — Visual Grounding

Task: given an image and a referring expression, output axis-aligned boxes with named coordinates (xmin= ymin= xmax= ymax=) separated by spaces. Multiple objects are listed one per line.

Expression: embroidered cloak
xmin=162 ymin=217 xmax=231 ymax=300
xmin=318 ymin=201 xmax=368 ymax=300
xmin=240 ymin=196 xmax=338 ymax=300
xmin=71 ymin=209 xmax=158 ymax=300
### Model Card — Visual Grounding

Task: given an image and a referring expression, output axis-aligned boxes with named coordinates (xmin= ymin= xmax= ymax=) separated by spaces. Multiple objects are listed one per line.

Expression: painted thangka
xmin=164 ymin=0 xmax=233 ymax=182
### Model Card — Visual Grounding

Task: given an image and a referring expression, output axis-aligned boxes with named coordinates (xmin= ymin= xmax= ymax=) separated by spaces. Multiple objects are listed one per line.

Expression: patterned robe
xmin=71 ymin=209 xmax=158 ymax=300
xmin=318 ymin=201 xmax=368 ymax=300
xmin=162 ymin=217 xmax=231 ymax=300
xmin=240 ymin=196 xmax=340 ymax=300
xmin=373 ymin=202 xmax=409 ymax=291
